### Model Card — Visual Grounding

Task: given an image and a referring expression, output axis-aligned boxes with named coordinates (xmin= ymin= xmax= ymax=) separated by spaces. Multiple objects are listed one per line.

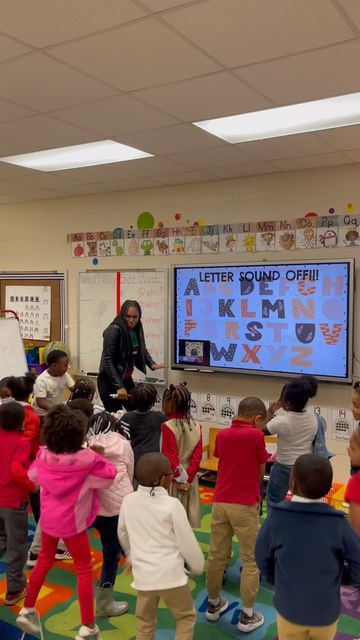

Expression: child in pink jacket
xmin=69 ymin=398 xmax=134 ymax=619
xmin=16 ymin=405 xmax=116 ymax=640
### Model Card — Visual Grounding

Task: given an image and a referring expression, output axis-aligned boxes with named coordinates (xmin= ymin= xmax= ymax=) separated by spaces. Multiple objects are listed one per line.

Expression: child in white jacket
xmin=69 ymin=398 xmax=134 ymax=618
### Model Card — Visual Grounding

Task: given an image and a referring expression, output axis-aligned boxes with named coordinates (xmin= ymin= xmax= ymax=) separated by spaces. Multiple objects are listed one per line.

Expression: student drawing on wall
xmin=345 ymin=228 xmax=359 ymax=246
xmin=225 ymin=234 xmax=236 ymax=252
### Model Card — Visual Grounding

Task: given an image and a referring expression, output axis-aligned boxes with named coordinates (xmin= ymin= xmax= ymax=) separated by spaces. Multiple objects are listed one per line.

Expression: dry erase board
xmin=0 ymin=317 xmax=28 ymax=378
xmin=78 ymin=270 xmax=168 ymax=383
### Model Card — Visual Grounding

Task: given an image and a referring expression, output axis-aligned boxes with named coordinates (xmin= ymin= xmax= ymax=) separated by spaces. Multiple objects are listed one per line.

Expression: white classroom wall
xmin=1 ymin=162 xmax=360 ymax=482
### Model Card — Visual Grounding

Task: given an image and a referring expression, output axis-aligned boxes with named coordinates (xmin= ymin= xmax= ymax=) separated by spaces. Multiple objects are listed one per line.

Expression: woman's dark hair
xmin=132 ymin=384 xmax=158 ymax=412
xmin=120 ymin=300 xmax=142 ymax=321
xmin=47 ymin=350 xmax=68 ymax=367
xmin=6 ymin=372 xmax=36 ymax=402
xmin=162 ymin=382 xmax=193 ymax=429
xmin=42 ymin=405 xmax=87 ymax=453
xmin=68 ymin=377 xmax=96 ymax=402
xmin=68 ymin=398 xmax=94 ymax=419
xmin=0 ymin=402 xmax=25 ymax=431
xmin=282 ymin=375 xmax=318 ymax=412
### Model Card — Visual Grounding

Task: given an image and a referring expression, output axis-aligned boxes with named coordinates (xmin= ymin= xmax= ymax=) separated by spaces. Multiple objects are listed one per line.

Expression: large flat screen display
xmin=172 ymin=260 xmax=354 ymax=382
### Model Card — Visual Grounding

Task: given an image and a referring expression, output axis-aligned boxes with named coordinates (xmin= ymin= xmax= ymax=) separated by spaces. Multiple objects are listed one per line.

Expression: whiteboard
xmin=78 ymin=270 xmax=168 ymax=383
xmin=0 ymin=318 xmax=28 ymax=378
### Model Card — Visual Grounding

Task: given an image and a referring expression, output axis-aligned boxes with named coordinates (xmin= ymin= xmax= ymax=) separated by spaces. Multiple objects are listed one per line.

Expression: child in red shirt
xmin=0 ymin=402 xmax=35 ymax=605
xmin=206 ymin=397 xmax=269 ymax=632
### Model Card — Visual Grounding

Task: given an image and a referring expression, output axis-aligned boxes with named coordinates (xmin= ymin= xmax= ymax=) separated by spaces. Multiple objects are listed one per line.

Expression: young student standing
xmin=120 ymin=384 xmax=167 ymax=465
xmin=68 ymin=397 xmax=132 ymax=618
xmin=6 ymin=374 xmax=41 ymax=523
xmin=118 ymin=452 xmax=204 ymax=640
xmin=264 ymin=375 xmax=318 ymax=508
xmin=255 ymin=454 xmax=360 ymax=640
xmin=0 ymin=402 xmax=35 ymax=605
xmin=33 ymin=349 xmax=75 ymax=416
xmin=205 ymin=397 xmax=269 ymax=632
xmin=16 ymin=405 xmax=116 ymax=640
xmin=161 ymin=383 xmax=202 ymax=528
xmin=345 ymin=423 xmax=360 ymax=534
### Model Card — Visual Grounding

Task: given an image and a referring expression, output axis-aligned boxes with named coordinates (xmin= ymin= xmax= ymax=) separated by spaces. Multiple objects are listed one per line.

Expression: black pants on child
xmin=92 ymin=515 xmax=122 ymax=586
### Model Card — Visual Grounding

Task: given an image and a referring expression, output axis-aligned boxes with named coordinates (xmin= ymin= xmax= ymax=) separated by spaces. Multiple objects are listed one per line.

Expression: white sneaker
xmin=75 ymin=624 xmax=102 ymax=640
xmin=237 ymin=610 xmax=264 ymax=632
xmin=16 ymin=607 xmax=40 ymax=635
xmin=55 ymin=548 xmax=72 ymax=561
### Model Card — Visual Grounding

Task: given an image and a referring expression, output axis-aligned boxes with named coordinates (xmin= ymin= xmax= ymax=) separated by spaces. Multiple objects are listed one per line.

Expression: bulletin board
xmin=0 ymin=272 xmax=67 ymax=347
xmin=78 ymin=269 xmax=168 ymax=383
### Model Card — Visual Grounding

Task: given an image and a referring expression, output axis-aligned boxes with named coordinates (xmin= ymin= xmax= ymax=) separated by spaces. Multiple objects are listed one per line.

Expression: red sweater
xmin=22 ymin=403 xmax=41 ymax=460
xmin=0 ymin=430 xmax=35 ymax=508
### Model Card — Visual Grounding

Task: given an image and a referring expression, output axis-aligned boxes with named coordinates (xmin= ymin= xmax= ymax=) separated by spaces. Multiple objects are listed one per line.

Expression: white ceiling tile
xmin=51 ymin=165 xmax=135 ymax=183
xmin=53 ymin=94 xmax=178 ymax=137
xmin=163 ymin=0 xmax=355 ymax=67
xmin=0 ymin=137 xmax=40 ymax=156
xmin=317 ymin=125 xmax=360 ymax=151
xmin=140 ymin=0 xmax=195 ymax=10
xmin=271 ymin=153 xmax=352 ymax=171
xmin=0 ymin=0 xmax=147 ymax=47
xmin=338 ymin=0 xmax=360 ymax=30
xmin=51 ymin=19 xmax=220 ymax=92
xmin=0 ymin=97 xmax=35 ymax=123
xmin=116 ymin=156 xmax=189 ymax=177
xmin=235 ymin=41 xmax=360 ymax=104
xmin=0 ymin=54 xmax=115 ymax=111
xmin=166 ymin=145 xmax=257 ymax=168
xmin=0 ymin=34 xmax=32 ymax=63
xmin=0 ymin=115 xmax=100 ymax=149
xmin=132 ymin=71 xmax=272 ymax=121
xmin=343 ymin=149 xmax=360 ymax=161
xmin=117 ymin=124 xmax=225 ymax=155
xmin=151 ymin=170 xmax=220 ymax=184
xmin=209 ymin=162 xmax=278 ymax=178
xmin=238 ymin=134 xmax=337 ymax=161
xmin=90 ymin=177 xmax=159 ymax=191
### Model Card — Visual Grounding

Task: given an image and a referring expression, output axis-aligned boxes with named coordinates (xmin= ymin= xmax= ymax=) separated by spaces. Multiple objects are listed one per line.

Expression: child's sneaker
xmin=55 ymin=548 xmax=72 ymax=561
xmin=16 ymin=607 xmax=40 ymax=634
xmin=237 ymin=610 xmax=264 ymax=632
xmin=27 ymin=551 xmax=38 ymax=567
xmin=4 ymin=587 xmax=27 ymax=606
xmin=75 ymin=624 xmax=102 ymax=640
xmin=206 ymin=596 xmax=229 ymax=621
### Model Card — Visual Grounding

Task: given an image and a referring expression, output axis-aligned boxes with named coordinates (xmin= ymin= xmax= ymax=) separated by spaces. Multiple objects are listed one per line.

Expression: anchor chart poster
xmin=173 ymin=262 xmax=352 ymax=380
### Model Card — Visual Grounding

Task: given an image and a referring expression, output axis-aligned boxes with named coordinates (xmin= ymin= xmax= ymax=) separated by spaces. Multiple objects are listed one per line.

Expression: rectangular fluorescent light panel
xmin=0 ymin=139 xmax=153 ymax=172
xmin=194 ymin=92 xmax=360 ymax=143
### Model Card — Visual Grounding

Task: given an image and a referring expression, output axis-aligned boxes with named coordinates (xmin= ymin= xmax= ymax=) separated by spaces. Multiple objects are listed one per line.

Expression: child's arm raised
xmin=172 ymin=500 xmax=204 ymax=576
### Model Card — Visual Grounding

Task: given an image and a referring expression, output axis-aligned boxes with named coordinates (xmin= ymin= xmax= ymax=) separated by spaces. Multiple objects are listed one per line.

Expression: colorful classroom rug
xmin=1 ymin=487 xmax=359 ymax=640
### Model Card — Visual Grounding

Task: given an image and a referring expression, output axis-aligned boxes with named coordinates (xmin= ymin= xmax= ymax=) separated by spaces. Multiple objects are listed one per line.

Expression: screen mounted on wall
xmin=172 ymin=260 xmax=354 ymax=382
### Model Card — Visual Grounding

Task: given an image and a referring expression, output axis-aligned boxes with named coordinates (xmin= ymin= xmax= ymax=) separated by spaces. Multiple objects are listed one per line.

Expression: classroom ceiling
xmin=0 ymin=0 xmax=359 ymax=202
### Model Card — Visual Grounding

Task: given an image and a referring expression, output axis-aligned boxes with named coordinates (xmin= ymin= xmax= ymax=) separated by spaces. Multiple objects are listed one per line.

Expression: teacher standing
xmin=98 ymin=300 xmax=165 ymax=412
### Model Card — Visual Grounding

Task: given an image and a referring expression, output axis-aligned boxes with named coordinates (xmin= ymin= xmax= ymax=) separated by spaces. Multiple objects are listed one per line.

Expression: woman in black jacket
xmin=98 ymin=300 xmax=165 ymax=412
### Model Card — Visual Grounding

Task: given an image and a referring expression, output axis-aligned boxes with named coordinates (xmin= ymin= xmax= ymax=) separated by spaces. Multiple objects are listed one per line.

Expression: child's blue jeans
xmin=266 ymin=461 xmax=292 ymax=511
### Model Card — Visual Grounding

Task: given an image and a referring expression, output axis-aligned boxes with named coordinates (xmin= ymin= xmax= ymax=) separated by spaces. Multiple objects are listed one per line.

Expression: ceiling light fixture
xmin=193 ymin=92 xmax=360 ymax=143
xmin=0 ymin=139 xmax=153 ymax=172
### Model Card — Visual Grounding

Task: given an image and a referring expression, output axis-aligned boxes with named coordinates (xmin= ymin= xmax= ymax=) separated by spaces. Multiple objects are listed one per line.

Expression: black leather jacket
xmin=99 ymin=319 xmax=155 ymax=389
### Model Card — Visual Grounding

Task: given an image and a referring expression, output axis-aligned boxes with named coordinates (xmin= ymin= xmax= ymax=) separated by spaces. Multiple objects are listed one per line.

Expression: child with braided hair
xmin=161 ymin=383 xmax=202 ymax=528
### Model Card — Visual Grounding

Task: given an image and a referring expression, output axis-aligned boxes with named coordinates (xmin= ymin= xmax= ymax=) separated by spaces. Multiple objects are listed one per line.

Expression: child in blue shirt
xmin=255 ymin=454 xmax=360 ymax=640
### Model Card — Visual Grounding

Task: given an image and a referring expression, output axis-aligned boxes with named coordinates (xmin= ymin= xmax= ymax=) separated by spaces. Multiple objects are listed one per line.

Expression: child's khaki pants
xmin=136 ymin=583 xmax=196 ymax=640
xmin=277 ymin=613 xmax=338 ymax=640
xmin=206 ymin=502 xmax=259 ymax=608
